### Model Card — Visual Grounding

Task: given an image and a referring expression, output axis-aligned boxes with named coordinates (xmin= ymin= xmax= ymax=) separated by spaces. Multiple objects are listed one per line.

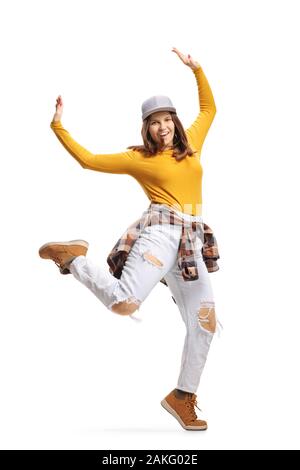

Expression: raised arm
xmin=172 ymin=48 xmax=217 ymax=153
xmin=50 ymin=95 xmax=135 ymax=174
xmin=50 ymin=120 xmax=135 ymax=174
xmin=185 ymin=66 xmax=217 ymax=152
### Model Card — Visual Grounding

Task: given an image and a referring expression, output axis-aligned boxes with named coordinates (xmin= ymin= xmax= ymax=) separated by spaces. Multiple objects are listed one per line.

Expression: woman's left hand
xmin=172 ymin=47 xmax=200 ymax=70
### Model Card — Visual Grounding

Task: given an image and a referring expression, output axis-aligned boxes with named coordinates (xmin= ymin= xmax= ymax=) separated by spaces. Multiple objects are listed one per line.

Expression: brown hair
xmin=127 ymin=112 xmax=197 ymax=162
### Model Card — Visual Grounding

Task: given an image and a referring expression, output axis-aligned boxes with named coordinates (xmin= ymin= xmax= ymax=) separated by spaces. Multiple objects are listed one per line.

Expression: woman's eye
xmin=151 ymin=118 xmax=170 ymax=124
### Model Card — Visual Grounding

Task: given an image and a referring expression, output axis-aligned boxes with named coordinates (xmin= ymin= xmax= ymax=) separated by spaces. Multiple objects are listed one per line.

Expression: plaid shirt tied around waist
xmin=106 ymin=203 xmax=220 ymax=286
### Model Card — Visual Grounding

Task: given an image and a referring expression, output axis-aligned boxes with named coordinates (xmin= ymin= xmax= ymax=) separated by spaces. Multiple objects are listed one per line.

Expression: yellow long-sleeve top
xmin=50 ymin=66 xmax=216 ymax=216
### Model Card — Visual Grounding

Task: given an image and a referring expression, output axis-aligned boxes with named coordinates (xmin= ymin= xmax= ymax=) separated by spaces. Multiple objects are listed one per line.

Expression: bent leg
xmin=69 ymin=225 xmax=181 ymax=315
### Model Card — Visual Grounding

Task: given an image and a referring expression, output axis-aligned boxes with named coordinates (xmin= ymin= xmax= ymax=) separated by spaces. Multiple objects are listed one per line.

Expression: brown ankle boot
xmin=39 ymin=240 xmax=89 ymax=274
xmin=161 ymin=389 xmax=207 ymax=430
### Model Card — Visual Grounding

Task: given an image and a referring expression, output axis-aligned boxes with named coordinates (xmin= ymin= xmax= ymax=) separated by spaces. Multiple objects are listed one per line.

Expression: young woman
xmin=39 ymin=47 xmax=218 ymax=431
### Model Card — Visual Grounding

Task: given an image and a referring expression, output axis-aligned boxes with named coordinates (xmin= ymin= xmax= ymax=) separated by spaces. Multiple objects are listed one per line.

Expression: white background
xmin=0 ymin=0 xmax=300 ymax=450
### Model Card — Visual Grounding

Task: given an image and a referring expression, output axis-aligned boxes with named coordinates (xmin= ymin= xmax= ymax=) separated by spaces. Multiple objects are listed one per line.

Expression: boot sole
xmin=160 ymin=399 xmax=207 ymax=431
xmin=39 ymin=239 xmax=89 ymax=259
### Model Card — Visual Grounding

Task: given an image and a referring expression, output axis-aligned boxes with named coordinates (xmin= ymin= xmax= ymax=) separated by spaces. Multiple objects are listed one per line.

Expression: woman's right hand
xmin=53 ymin=95 xmax=64 ymax=122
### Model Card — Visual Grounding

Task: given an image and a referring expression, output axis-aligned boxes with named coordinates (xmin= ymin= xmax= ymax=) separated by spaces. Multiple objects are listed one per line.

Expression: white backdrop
xmin=1 ymin=0 xmax=300 ymax=450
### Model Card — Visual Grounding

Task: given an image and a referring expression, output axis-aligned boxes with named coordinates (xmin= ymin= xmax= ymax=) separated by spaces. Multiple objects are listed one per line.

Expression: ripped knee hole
xmin=198 ymin=303 xmax=216 ymax=333
xmin=111 ymin=298 xmax=141 ymax=316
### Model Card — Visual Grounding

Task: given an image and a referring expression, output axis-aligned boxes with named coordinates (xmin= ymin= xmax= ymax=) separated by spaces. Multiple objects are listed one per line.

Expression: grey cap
xmin=141 ymin=95 xmax=176 ymax=121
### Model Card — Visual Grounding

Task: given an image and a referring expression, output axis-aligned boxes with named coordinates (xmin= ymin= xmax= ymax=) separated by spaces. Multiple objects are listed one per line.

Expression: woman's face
xmin=148 ymin=112 xmax=175 ymax=150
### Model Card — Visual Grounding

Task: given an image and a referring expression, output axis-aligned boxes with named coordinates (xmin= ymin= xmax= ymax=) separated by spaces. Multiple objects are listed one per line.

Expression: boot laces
xmin=52 ymin=249 xmax=70 ymax=270
xmin=53 ymin=255 xmax=65 ymax=269
xmin=185 ymin=394 xmax=202 ymax=421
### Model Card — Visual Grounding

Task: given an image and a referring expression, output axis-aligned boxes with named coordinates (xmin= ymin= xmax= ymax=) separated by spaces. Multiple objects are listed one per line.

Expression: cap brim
xmin=142 ymin=107 xmax=176 ymax=121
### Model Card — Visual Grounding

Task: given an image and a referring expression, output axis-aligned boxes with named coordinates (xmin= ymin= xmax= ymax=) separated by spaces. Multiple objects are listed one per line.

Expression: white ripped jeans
xmin=69 ymin=205 xmax=216 ymax=393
